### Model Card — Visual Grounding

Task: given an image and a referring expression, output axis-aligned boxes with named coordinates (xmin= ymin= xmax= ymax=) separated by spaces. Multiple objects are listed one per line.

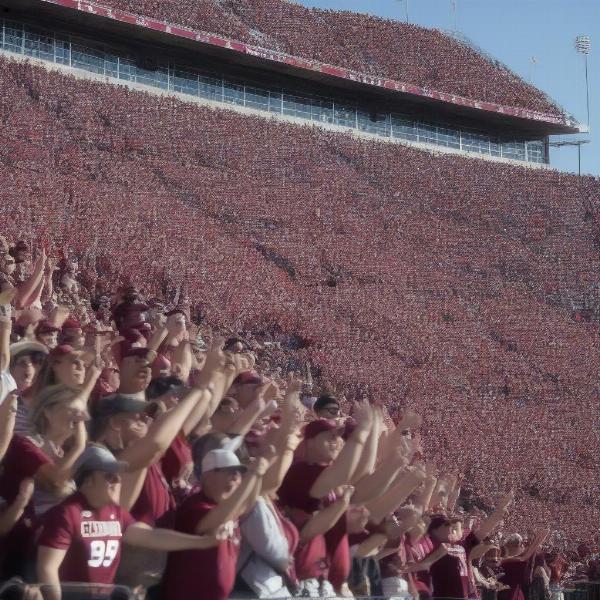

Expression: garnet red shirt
xmin=130 ymin=463 xmax=175 ymax=528
xmin=279 ymin=461 xmax=350 ymax=586
xmin=0 ymin=434 xmax=51 ymax=507
xmin=161 ymin=491 xmax=240 ymax=600
xmin=38 ymin=492 xmax=135 ymax=585
xmin=161 ymin=435 xmax=192 ymax=487
xmin=428 ymin=533 xmax=479 ymax=600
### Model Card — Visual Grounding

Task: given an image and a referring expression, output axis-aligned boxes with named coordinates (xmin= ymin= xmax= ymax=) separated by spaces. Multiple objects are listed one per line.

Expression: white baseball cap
xmin=201 ymin=449 xmax=246 ymax=474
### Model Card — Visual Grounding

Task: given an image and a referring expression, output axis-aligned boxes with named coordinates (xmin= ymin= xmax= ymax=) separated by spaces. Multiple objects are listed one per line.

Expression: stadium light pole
xmin=548 ymin=139 xmax=590 ymax=176
xmin=575 ymin=36 xmax=591 ymax=128
xmin=397 ymin=0 xmax=409 ymax=22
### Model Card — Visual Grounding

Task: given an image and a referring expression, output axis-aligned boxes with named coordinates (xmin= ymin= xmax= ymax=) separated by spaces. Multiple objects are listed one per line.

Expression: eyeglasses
xmin=324 ymin=406 xmax=341 ymax=416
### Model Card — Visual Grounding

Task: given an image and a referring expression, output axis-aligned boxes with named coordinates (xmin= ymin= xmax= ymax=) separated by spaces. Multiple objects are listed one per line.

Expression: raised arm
xmin=37 ymin=420 xmax=87 ymax=488
xmin=0 ymin=478 xmax=34 ymax=535
xmin=352 ymin=445 xmax=408 ymax=504
xmin=0 ymin=316 xmax=10 ymax=373
xmin=16 ymin=249 xmax=46 ymax=309
xmin=310 ymin=402 xmax=373 ymax=499
xmin=520 ymin=529 xmax=550 ymax=561
xmin=473 ymin=490 xmax=513 ymax=540
xmin=350 ymin=406 xmax=381 ymax=485
xmin=412 ymin=464 xmax=437 ymax=513
xmin=300 ymin=485 xmax=354 ymax=543
xmin=365 ymin=468 xmax=426 ymax=524
xmin=195 ymin=459 xmax=269 ymax=534
xmin=261 ymin=376 xmax=304 ymax=496
xmin=119 ymin=386 xmax=212 ymax=470
xmin=355 ymin=533 xmax=388 ymax=558
xmin=400 ymin=545 xmax=448 ymax=574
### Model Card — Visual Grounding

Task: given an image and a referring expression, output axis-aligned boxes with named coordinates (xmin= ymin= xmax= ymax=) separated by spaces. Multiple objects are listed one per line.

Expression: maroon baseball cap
xmin=304 ymin=418 xmax=344 ymax=440
xmin=233 ymin=371 xmax=262 ymax=386
xmin=120 ymin=347 xmax=156 ymax=362
xmin=49 ymin=344 xmax=93 ymax=362
xmin=62 ymin=318 xmax=82 ymax=331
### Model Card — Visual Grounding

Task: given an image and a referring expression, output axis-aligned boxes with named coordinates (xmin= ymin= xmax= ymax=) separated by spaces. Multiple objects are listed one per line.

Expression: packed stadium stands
xmin=2 ymin=51 xmax=600 ymax=554
xmin=93 ymin=0 xmax=565 ymax=117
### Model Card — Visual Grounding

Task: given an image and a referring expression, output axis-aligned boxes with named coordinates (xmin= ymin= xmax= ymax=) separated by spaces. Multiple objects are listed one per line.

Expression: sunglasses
xmin=103 ymin=472 xmax=121 ymax=483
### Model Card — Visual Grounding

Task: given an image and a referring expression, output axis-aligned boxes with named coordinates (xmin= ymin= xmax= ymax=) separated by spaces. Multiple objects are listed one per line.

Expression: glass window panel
xmin=245 ymin=87 xmax=269 ymax=112
xmin=198 ymin=75 xmax=223 ymax=101
xmin=268 ymin=92 xmax=282 ymax=114
xmin=418 ymin=122 xmax=438 ymax=144
xmin=54 ymin=38 xmax=70 ymax=65
xmin=357 ymin=111 xmax=389 ymax=136
xmin=104 ymin=54 xmax=119 ymax=78
xmin=224 ymin=82 xmax=244 ymax=106
xmin=489 ymin=140 xmax=502 ymax=156
xmin=462 ymin=133 xmax=490 ymax=154
xmin=282 ymin=94 xmax=312 ymax=120
xmin=71 ymin=43 xmax=105 ymax=75
xmin=333 ymin=103 xmax=356 ymax=128
xmin=502 ymin=142 xmax=526 ymax=161
xmin=391 ymin=116 xmax=418 ymax=141
xmin=311 ymin=99 xmax=334 ymax=124
xmin=24 ymin=29 xmax=55 ymax=61
xmin=173 ymin=69 xmax=199 ymax=96
xmin=437 ymin=127 xmax=461 ymax=149
xmin=136 ymin=65 xmax=169 ymax=90
xmin=527 ymin=141 xmax=545 ymax=163
xmin=117 ymin=57 xmax=136 ymax=81
xmin=3 ymin=22 xmax=24 ymax=53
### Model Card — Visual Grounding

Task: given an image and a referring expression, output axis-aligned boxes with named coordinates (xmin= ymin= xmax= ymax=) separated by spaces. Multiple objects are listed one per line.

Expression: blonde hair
xmin=30 ymin=384 xmax=81 ymax=435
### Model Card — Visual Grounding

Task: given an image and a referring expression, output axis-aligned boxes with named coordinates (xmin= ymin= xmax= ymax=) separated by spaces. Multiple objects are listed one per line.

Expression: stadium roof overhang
xmin=6 ymin=0 xmax=582 ymax=136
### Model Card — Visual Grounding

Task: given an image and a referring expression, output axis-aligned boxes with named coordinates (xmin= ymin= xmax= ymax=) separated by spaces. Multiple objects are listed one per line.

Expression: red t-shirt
xmin=161 ymin=491 xmax=240 ymax=600
xmin=428 ymin=533 xmax=478 ymax=600
xmin=406 ymin=536 xmax=433 ymax=595
xmin=278 ymin=461 xmax=350 ymax=586
xmin=38 ymin=492 xmax=135 ymax=585
xmin=161 ymin=435 xmax=192 ymax=487
xmin=130 ymin=463 xmax=175 ymax=528
xmin=379 ymin=536 xmax=407 ymax=579
xmin=0 ymin=434 xmax=51 ymax=507
xmin=0 ymin=434 xmax=52 ymax=575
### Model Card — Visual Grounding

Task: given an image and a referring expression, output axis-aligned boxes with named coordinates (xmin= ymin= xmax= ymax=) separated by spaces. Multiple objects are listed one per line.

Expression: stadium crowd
xmin=2 ymin=51 xmax=600 ymax=599
xmin=0 ymin=234 xmax=575 ymax=600
xmin=93 ymin=0 xmax=564 ymax=116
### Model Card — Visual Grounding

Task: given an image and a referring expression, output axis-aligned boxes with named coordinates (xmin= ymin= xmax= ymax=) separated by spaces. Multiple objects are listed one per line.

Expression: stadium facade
xmin=0 ymin=0 xmax=584 ymax=165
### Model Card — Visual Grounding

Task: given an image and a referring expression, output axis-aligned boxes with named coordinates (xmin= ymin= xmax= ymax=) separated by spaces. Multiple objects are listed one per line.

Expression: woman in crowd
xmin=0 ymin=384 xmax=89 ymax=579
xmin=498 ymin=531 xmax=550 ymax=600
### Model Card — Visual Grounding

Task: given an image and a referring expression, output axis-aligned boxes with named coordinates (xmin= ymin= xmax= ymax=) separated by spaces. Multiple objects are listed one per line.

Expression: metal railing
xmin=0 ymin=19 xmax=547 ymax=165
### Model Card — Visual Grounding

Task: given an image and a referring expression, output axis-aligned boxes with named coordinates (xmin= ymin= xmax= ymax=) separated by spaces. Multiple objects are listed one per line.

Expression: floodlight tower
xmin=575 ymin=35 xmax=591 ymax=128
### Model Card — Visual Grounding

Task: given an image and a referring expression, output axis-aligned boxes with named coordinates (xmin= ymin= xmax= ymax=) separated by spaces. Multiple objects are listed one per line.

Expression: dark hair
xmin=9 ymin=351 xmax=46 ymax=371
xmin=146 ymin=376 xmax=184 ymax=400
xmin=313 ymin=393 xmax=339 ymax=412
xmin=88 ymin=414 xmax=111 ymax=442
xmin=74 ymin=469 xmax=94 ymax=488
xmin=223 ymin=337 xmax=247 ymax=352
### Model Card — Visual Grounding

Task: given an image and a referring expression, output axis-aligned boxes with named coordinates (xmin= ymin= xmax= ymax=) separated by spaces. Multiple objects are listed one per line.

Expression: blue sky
xmin=296 ymin=0 xmax=598 ymax=176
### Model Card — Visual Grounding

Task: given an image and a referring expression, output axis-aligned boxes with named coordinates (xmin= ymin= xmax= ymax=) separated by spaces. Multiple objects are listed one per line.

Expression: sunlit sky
xmin=296 ymin=0 xmax=598 ymax=176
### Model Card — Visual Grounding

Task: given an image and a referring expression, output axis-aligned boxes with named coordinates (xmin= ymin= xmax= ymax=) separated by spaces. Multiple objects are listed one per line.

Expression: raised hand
xmin=352 ymin=399 xmax=374 ymax=434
